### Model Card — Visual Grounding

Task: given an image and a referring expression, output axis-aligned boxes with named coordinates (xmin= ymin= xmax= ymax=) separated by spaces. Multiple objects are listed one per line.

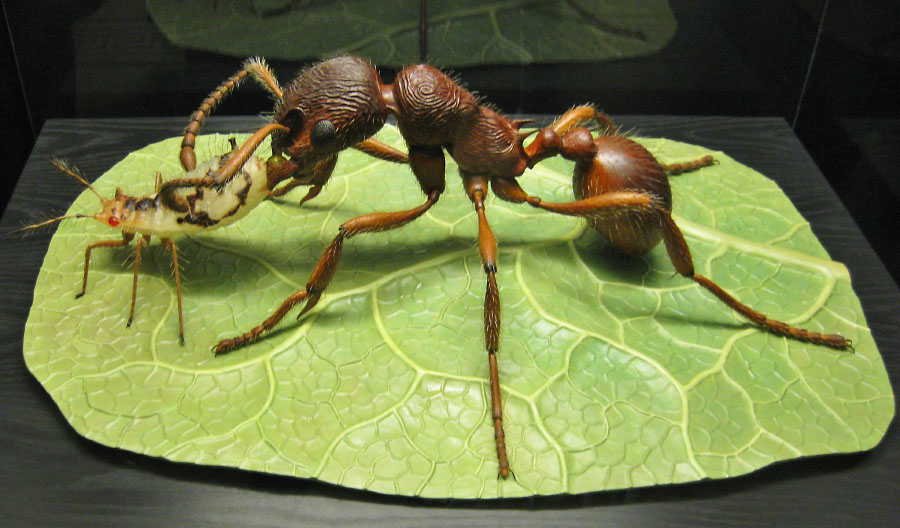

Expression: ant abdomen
xmin=573 ymin=134 xmax=672 ymax=255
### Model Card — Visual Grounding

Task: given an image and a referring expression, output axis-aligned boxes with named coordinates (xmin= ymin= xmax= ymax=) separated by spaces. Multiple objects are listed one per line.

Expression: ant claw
xmin=496 ymin=468 xmax=518 ymax=482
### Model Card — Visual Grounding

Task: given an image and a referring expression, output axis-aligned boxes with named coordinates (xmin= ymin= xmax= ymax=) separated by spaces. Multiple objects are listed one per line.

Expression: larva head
xmin=92 ymin=187 xmax=137 ymax=231
xmin=25 ymin=160 xmax=134 ymax=233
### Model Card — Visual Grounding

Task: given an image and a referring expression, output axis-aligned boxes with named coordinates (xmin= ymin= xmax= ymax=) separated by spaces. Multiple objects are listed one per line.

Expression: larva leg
xmin=162 ymin=238 xmax=185 ymax=345
xmin=127 ymin=235 xmax=151 ymax=329
xmin=214 ymin=190 xmax=441 ymax=355
xmin=77 ymin=232 xmax=136 ymax=299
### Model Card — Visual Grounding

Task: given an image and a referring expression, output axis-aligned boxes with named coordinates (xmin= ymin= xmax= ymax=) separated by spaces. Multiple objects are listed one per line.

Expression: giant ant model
xmin=178 ymin=56 xmax=850 ymax=478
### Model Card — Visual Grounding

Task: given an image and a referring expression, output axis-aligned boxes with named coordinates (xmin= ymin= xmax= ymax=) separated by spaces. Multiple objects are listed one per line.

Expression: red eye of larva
xmin=108 ymin=216 xmax=120 ymax=227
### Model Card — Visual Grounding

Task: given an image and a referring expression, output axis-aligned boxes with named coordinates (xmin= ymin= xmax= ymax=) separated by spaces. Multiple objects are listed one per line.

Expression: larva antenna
xmin=20 ymin=213 xmax=92 ymax=232
xmin=48 ymin=159 xmax=106 ymax=201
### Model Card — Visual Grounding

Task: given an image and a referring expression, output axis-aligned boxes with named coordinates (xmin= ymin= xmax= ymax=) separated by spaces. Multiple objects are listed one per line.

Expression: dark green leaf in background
xmin=24 ymin=128 xmax=894 ymax=498
xmin=146 ymin=0 xmax=676 ymax=66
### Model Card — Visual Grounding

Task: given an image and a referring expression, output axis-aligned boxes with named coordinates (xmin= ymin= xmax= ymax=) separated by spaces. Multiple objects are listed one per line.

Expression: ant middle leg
xmin=662 ymin=155 xmax=716 ymax=175
xmin=462 ymin=172 xmax=510 ymax=479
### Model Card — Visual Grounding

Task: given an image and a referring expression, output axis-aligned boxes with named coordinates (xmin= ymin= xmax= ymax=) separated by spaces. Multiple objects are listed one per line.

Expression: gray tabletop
xmin=1 ymin=115 xmax=897 ymax=527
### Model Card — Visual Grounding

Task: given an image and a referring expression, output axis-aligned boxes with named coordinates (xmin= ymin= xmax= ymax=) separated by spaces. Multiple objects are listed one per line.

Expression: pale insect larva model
xmin=27 ymin=123 xmax=287 ymax=344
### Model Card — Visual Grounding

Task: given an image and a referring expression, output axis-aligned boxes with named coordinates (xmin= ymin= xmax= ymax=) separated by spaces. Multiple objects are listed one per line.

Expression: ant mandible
xmin=180 ymin=56 xmax=851 ymax=478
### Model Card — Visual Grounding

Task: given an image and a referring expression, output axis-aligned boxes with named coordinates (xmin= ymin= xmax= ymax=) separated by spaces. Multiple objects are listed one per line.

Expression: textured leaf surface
xmin=146 ymin=0 xmax=675 ymax=66
xmin=24 ymin=127 xmax=894 ymax=498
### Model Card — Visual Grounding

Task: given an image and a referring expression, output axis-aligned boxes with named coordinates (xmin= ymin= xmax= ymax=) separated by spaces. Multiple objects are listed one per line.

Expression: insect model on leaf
xmin=180 ymin=56 xmax=852 ymax=478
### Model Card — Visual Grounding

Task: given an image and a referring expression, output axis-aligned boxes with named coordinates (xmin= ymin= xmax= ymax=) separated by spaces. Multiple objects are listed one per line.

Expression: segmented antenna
xmin=20 ymin=213 xmax=91 ymax=232
xmin=48 ymin=159 xmax=105 ymax=200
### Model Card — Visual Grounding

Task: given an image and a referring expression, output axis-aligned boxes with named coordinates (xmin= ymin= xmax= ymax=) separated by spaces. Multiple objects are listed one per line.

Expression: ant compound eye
xmin=108 ymin=216 xmax=120 ymax=227
xmin=310 ymin=119 xmax=336 ymax=146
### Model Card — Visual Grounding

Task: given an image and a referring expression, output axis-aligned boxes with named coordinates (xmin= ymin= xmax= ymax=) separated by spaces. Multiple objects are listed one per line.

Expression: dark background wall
xmin=2 ymin=0 xmax=898 ymax=285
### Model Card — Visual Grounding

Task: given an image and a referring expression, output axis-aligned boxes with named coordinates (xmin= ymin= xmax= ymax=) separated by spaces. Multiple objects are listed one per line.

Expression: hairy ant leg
xmin=214 ymin=146 xmax=445 ymax=355
xmin=269 ymin=141 xmax=408 ymax=204
xmin=462 ymin=173 xmax=510 ymax=479
xmin=268 ymin=155 xmax=337 ymax=205
xmin=653 ymin=208 xmax=850 ymax=348
xmin=353 ymin=138 xmax=409 ymax=163
xmin=491 ymin=173 xmax=851 ymax=350
xmin=661 ymin=155 xmax=715 ymax=175
xmin=213 ymin=189 xmax=441 ymax=355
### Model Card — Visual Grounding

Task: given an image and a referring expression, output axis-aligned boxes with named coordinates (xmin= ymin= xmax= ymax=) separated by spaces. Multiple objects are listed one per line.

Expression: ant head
xmin=271 ymin=56 xmax=387 ymax=178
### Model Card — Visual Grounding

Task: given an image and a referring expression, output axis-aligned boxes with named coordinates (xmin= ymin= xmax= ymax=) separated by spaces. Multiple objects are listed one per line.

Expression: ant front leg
xmin=268 ymin=155 xmax=337 ymax=205
xmin=462 ymin=172 xmax=510 ymax=479
xmin=214 ymin=146 xmax=445 ymax=355
xmin=269 ymin=139 xmax=409 ymax=205
xmin=214 ymin=190 xmax=441 ymax=354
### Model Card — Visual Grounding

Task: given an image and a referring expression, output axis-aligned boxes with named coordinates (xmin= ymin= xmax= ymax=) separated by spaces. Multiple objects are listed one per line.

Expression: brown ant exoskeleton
xmin=181 ymin=56 xmax=851 ymax=479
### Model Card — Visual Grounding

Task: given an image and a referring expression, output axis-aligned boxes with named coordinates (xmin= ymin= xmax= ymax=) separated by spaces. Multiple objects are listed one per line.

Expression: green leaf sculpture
xmin=24 ymin=126 xmax=894 ymax=498
xmin=146 ymin=0 xmax=676 ymax=66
